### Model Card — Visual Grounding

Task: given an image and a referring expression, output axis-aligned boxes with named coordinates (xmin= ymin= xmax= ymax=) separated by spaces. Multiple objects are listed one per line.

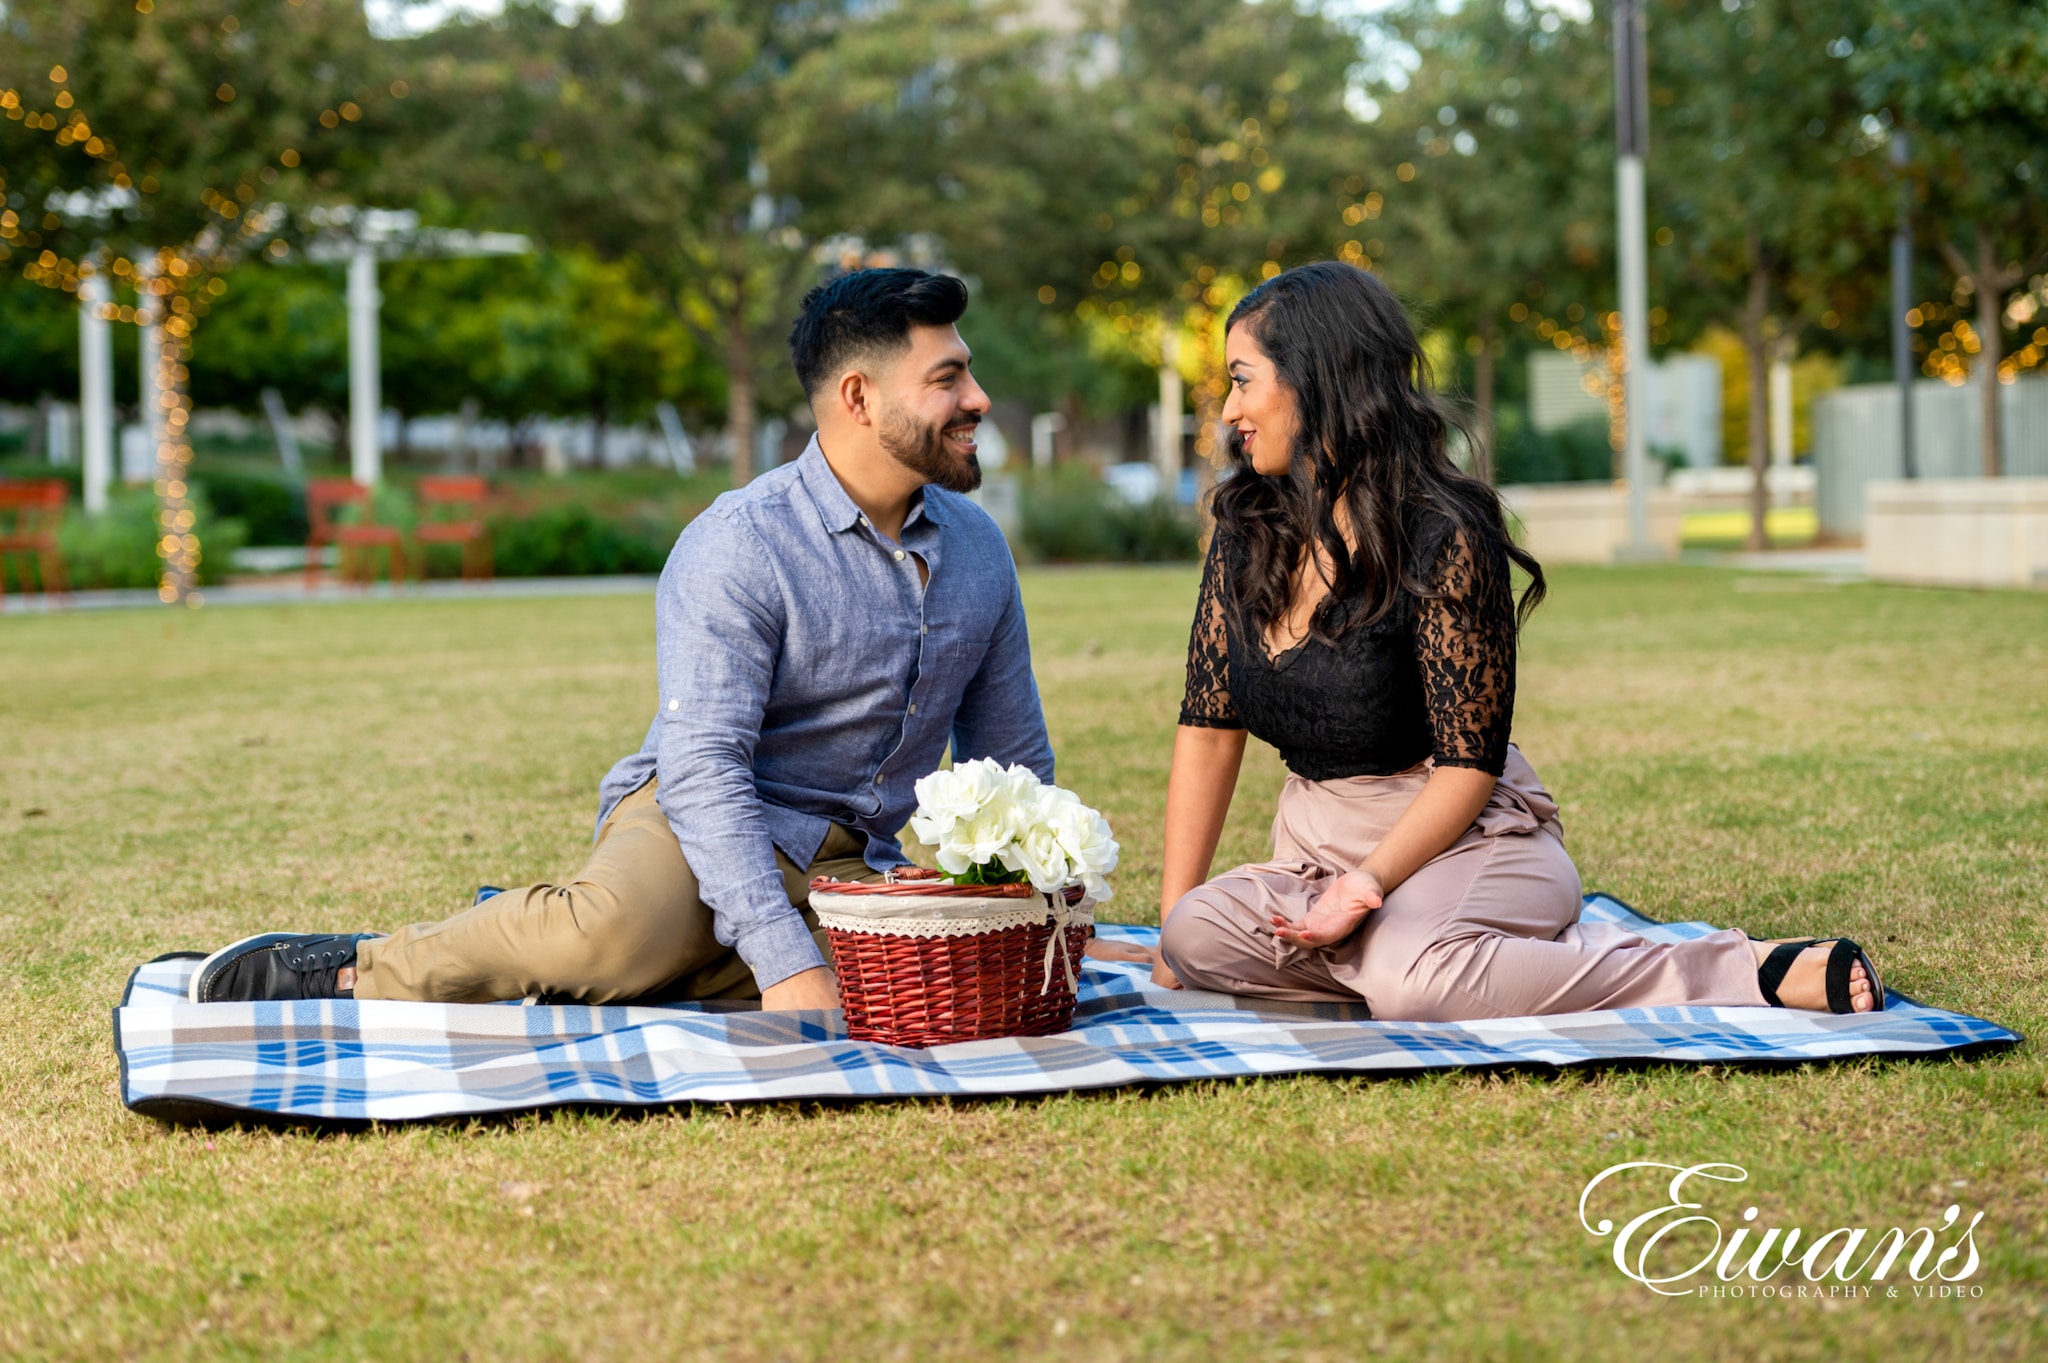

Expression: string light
xmin=3 ymin=43 xmax=392 ymax=605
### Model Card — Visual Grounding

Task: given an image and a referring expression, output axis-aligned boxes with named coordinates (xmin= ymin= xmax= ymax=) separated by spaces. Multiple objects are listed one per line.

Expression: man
xmin=190 ymin=267 xmax=1054 ymax=1012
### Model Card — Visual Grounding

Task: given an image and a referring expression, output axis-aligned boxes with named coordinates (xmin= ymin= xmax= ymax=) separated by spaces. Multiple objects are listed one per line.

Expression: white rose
xmin=910 ymin=758 xmax=1004 ymax=847
xmin=1044 ymin=795 xmax=1119 ymax=901
xmin=999 ymin=820 xmax=1072 ymax=892
xmin=940 ymin=792 xmax=1027 ymax=876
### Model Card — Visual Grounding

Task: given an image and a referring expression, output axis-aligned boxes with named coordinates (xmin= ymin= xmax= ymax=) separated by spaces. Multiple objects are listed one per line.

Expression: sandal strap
xmin=1755 ymin=940 xmax=1816 ymax=1008
xmin=1825 ymin=938 xmax=1879 ymax=1014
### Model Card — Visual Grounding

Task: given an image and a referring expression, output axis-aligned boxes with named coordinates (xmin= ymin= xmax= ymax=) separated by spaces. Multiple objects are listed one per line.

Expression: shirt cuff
xmin=732 ymin=909 xmax=829 ymax=992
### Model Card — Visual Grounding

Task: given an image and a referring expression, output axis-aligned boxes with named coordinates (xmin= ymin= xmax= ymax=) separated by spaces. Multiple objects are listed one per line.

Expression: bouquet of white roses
xmin=908 ymin=758 xmax=1119 ymax=901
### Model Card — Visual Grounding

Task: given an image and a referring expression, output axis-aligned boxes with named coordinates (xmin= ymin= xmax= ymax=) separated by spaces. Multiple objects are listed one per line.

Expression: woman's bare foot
xmin=1748 ymin=938 xmax=1878 ymax=1013
xmin=1082 ymin=938 xmax=1156 ymax=965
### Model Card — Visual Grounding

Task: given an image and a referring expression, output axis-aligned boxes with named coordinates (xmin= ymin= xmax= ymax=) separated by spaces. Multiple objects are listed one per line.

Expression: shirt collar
xmin=797 ymin=435 xmax=865 ymax=534
xmin=797 ymin=433 xmax=949 ymax=537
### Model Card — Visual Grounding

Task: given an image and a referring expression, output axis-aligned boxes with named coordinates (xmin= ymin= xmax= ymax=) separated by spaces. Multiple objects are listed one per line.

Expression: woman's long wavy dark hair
xmin=1211 ymin=261 xmax=1545 ymax=640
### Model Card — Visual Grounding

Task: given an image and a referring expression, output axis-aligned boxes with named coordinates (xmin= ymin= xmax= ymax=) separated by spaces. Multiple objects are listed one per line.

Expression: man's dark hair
xmin=788 ymin=267 xmax=969 ymax=398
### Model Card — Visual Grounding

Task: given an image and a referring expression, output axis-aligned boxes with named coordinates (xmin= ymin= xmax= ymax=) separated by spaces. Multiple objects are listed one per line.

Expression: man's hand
xmin=760 ymin=966 xmax=841 ymax=1012
xmin=1270 ymin=868 xmax=1383 ymax=948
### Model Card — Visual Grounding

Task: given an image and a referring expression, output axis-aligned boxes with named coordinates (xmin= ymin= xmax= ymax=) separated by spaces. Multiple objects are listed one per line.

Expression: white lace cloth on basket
xmin=808 ymin=888 xmax=1097 ymax=993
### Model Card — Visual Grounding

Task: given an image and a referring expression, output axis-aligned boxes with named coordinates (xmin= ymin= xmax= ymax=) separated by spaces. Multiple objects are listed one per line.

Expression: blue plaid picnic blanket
xmin=114 ymin=895 xmax=2018 ymax=1125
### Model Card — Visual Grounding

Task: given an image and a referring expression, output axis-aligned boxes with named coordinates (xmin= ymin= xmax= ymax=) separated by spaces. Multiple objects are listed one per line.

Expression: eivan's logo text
xmin=1578 ymin=1162 xmax=1983 ymax=1298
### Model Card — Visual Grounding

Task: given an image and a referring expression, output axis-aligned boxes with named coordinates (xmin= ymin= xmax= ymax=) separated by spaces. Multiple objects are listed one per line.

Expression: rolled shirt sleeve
xmin=651 ymin=517 xmax=826 ymax=990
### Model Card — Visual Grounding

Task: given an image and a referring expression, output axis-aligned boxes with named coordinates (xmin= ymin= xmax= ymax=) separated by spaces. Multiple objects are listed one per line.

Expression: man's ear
xmin=836 ymin=368 xmax=876 ymax=428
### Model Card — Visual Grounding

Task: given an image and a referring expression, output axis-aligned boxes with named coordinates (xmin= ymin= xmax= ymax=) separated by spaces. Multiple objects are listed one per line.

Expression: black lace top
xmin=1178 ymin=514 xmax=1516 ymax=779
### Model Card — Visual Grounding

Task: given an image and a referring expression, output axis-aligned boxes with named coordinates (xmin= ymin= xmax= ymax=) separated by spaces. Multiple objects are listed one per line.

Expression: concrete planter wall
xmin=1498 ymin=482 xmax=1683 ymax=565
xmin=1866 ymin=478 xmax=2048 ymax=589
xmin=1813 ymin=377 xmax=2048 ymax=539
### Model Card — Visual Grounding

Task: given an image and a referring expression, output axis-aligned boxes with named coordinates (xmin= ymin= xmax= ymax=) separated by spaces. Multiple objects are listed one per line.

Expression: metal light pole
xmin=1156 ymin=330 xmax=1184 ymax=490
xmin=1890 ymin=131 xmax=1917 ymax=479
xmin=1613 ymin=0 xmax=1657 ymax=559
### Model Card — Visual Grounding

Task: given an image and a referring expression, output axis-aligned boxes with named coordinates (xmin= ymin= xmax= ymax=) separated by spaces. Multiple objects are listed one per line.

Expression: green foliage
xmin=1019 ymin=468 xmax=1200 ymax=563
xmin=1492 ymin=412 xmax=1615 ymax=487
xmin=487 ymin=503 xmax=671 ymax=579
xmin=181 ymin=252 xmax=721 ymax=425
xmin=0 ymin=274 xmax=85 ymax=407
xmin=191 ymin=468 xmax=307 ymax=548
xmin=40 ymin=488 xmax=245 ymax=591
xmin=0 ymin=0 xmax=395 ymax=269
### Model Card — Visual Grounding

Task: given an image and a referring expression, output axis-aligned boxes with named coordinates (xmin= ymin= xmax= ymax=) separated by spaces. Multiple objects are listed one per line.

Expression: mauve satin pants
xmin=1158 ymin=746 xmax=1765 ymax=1020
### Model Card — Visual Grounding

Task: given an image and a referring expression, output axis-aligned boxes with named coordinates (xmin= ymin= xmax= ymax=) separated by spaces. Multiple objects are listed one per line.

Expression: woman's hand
xmin=1149 ymin=956 xmax=1184 ymax=990
xmin=1270 ymin=869 xmax=1383 ymax=948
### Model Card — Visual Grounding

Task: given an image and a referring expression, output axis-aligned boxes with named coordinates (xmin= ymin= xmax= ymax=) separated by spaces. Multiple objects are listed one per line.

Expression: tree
xmin=1366 ymin=2 xmax=1619 ymax=482
xmin=1857 ymin=0 xmax=2048 ymax=476
xmin=403 ymin=1 xmax=854 ymax=483
xmin=1655 ymin=0 xmax=1885 ymax=547
xmin=0 ymin=0 xmax=396 ymax=597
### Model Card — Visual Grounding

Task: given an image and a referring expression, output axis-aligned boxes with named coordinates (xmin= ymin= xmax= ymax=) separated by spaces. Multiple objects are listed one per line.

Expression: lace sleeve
xmin=1414 ymin=523 xmax=1514 ymax=774
xmin=1179 ymin=532 xmax=1244 ymax=729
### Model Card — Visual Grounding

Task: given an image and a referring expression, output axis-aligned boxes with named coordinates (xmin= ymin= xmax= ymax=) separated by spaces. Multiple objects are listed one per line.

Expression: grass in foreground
xmin=1 ymin=565 xmax=2044 ymax=1361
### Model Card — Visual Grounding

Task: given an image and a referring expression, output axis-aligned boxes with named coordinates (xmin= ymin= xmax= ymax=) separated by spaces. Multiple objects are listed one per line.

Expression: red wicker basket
xmin=809 ymin=868 xmax=1095 ymax=1048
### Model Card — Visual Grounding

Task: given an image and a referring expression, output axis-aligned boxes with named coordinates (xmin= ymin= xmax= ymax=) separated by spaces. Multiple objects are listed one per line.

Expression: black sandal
xmin=1755 ymin=938 xmax=1885 ymax=1014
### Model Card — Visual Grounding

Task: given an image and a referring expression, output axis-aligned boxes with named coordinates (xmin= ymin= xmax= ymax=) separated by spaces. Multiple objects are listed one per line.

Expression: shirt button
xmin=667 ymin=699 xmax=679 ymax=712
xmin=894 ymin=550 xmax=906 ymax=562
xmin=920 ymin=624 xmax=928 ymax=635
xmin=874 ymin=774 xmax=884 ymax=785
xmin=909 ymin=703 xmax=918 ymax=714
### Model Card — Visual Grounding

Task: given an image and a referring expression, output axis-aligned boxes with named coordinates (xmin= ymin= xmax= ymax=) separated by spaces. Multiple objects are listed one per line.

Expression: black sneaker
xmin=188 ymin=933 xmax=384 ymax=1003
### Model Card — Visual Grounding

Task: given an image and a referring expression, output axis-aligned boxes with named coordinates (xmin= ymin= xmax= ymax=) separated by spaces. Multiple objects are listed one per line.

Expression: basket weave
xmin=810 ymin=870 xmax=1093 ymax=1048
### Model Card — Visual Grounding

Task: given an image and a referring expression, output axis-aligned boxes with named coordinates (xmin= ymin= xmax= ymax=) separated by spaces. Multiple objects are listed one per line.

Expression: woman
xmin=1151 ymin=262 xmax=1881 ymax=1018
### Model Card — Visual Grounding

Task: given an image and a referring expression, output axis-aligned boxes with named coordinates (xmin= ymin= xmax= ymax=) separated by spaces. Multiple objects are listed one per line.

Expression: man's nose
xmin=959 ymin=373 xmax=992 ymax=415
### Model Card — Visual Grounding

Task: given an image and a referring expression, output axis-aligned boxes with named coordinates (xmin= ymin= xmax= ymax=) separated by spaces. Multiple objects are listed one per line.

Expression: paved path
xmin=1 ymin=550 xmax=1875 ymax=618
xmin=0 ymin=575 xmax=660 ymax=615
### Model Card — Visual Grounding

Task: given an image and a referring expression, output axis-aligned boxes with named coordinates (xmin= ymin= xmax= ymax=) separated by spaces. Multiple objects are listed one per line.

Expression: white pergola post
xmin=137 ymin=256 xmax=166 ymax=486
xmin=1613 ymin=0 xmax=1656 ymax=559
xmin=78 ymin=270 xmax=115 ymax=514
xmin=348 ymin=243 xmax=382 ymax=485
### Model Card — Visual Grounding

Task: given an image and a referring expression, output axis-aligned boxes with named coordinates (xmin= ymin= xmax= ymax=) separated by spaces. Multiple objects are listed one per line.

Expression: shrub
xmin=193 ymin=468 xmax=308 ymax=547
xmin=1492 ymin=412 xmax=1615 ymax=486
xmin=38 ymin=488 xmax=246 ymax=591
xmin=1019 ymin=467 xmax=1199 ymax=563
xmin=488 ymin=503 xmax=671 ymax=577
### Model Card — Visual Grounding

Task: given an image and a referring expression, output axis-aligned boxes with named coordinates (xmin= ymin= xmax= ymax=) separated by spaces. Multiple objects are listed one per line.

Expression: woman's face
xmin=1221 ymin=323 xmax=1299 ymax=477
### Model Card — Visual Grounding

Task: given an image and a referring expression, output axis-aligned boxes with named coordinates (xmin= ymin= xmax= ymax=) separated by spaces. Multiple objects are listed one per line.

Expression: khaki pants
xmin=353 ymin=779 xmax=882 ymax=1004
xmin=1158 ymin=747 xmax=1765 ymax=1020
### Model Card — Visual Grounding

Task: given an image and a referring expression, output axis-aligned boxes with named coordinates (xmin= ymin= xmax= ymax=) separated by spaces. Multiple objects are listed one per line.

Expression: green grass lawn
xmin=2 ymin=566 xmax=2045 ymax=1361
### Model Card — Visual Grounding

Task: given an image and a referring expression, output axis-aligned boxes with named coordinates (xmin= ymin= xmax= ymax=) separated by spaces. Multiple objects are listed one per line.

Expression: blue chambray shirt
xmin=595 ymin=435 xmax=1055 ymax=990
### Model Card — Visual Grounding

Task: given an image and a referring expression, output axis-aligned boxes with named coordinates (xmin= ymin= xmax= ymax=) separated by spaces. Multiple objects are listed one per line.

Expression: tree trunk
xmin=723 ymin=282 xmax=756 ymax=487
xmin=1472 ymin=313 xmax=1498 ymax=485
xmin=1742 ymin=235 xmax=1772 ymax=552
xmin=1974 ymin=227 xmax=2003 ymax=478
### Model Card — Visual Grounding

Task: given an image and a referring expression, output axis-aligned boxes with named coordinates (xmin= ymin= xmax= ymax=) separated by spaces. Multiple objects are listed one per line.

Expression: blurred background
xmin=1 ymin=0 xmax=2042 ymax=596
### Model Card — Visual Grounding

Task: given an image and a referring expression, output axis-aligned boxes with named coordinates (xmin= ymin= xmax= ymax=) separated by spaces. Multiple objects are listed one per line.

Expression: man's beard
xmin=878 ymin=405 xmax=982 ymax=493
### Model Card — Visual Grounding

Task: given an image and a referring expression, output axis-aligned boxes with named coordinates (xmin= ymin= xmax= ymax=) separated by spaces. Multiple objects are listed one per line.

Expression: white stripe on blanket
xmin=114 ymin=895 xmax=2018 ymax=1124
